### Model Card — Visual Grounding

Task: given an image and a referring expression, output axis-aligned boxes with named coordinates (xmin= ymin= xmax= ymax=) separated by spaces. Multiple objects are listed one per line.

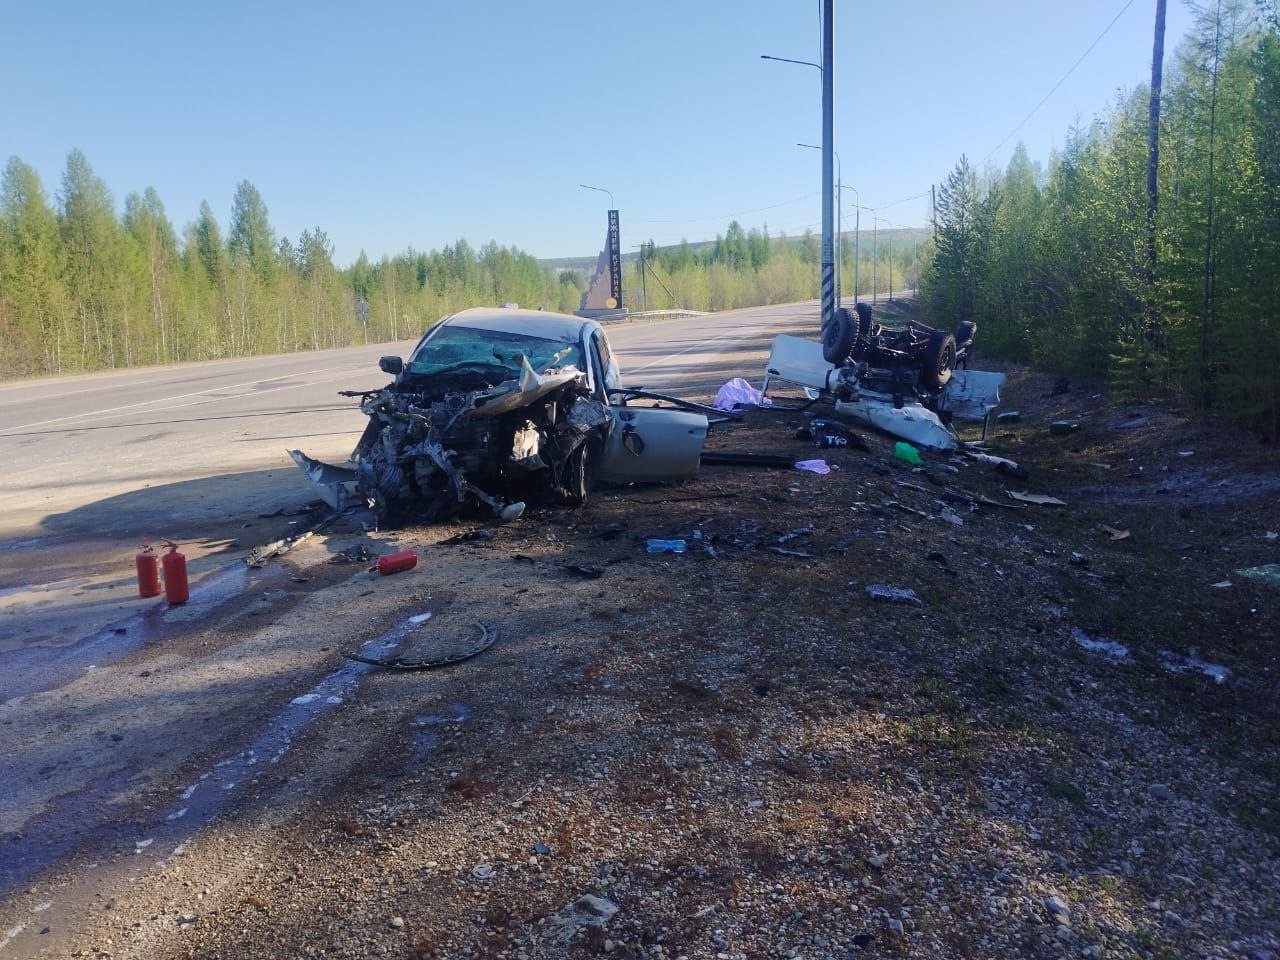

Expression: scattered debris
xmin=939 ymin=505 xmax=964 ymax=527
xmin=344 ymin=622 xmax=497 ymax=671
xmin=471 ymin=863 xmax=495 ymax=881
xmin=768 ymin=547 xmax=816 ymax=559
xmin=809 ymin=420 xmax=866 ymax=450
xmin=543 ymin=894 xmax=619 ymax=947
xmin=1069 ymin=552 xmax=1089 ymax=568
xmin=563 ymin=562 xmax=605 ymax=579
xmin=1236 ymin=564 xmax=1280 ymax=590
xmin=995 ymin=411 xmax=1021 ymax=423
xmin=1116 ymin=414 xmax=1149 ymax=430
xmin=794 ymin=458 xmax=831 ymax=475
xmin=1212 ymin=580 xmax=1233 ymax=589
xmin=1158 ymin=649 xmax=1230 ymax=684
xmin=246 ymin=525 xmax=326 ymax=568
xmin=866 ymin=584 xmax=922 ymax=607
xmin=965 ymin=450 xmax=1028 ymax=481
xmin=1102 ymin=525 xmax=1131 ymax=541
xmin=777 ymin=526 xmax=813 ymax=543
xmin=1049 ymin=419 xmax=1081 ymax=436
xmin=1007 ymin=490 xmax=1067 ymax=507
xmin=330 ymin=544 xmax=374 ymax=565
xmin=1176 ymin=450 xmax=1196 ymax=458
xmin=1072 ymin=628 xmax=1128 ymax=659
xmin=645 ymin=539 xmax=687 ymax=555
xmin=440 ymin=529 xmax=495 ymax=545
xmin=713 ymin=377 xmax=772 ymax=412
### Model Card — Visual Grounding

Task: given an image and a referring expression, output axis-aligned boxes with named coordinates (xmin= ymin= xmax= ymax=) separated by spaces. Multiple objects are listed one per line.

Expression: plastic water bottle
xmin=646 ymin=539 xmax=687 ymax=554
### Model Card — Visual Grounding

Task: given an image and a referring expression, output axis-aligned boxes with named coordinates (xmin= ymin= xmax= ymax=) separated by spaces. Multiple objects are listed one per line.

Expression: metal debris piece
xmin=866 ymin=584 xmax=922 ymax=607
xmin=1007 ymin=490 xmax=1067 ymax=507
xmin=563 ymin=562 xmax=605 ymax=579
xmin=440 ymin=528 xmax=495 ymax=545
xmin=343 ymin=622 xmax=497 ymax=671
xmin=769 ymin=547 xmax=816 ymax=559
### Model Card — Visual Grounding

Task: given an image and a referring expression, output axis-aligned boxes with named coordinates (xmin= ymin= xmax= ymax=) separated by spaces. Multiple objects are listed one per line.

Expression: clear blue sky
xmin=1 ymin=0 xmax=1192 ymax=266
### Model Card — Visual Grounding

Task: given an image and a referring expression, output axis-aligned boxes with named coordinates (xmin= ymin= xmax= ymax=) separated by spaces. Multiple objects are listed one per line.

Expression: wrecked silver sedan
xmin=292 ymin=308 xmax=708 ymax=524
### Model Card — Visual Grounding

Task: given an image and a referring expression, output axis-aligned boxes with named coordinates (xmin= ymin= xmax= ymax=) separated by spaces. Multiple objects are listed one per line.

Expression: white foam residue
xmin=325 ymin=695 xmax=342 ymax=705
xmin=135 ymin=838 xmax=154 ymax=850
xmin=166 ymin=807 xmax=188 ymax=822
xmin=291 ymin=693 xmax=321 ymax=705
xmin=409 ymin=612 xmax=433 ymax=624
xmin=172 ymin=842 xmax=188 ymax=856
xmin=31 ymin=902 xmax=51 ymax=913
xmin=180 ymin=783 xmax=197 ymax=800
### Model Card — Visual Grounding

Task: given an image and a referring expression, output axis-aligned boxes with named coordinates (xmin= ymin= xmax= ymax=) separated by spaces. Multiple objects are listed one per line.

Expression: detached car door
xmin=587 ymin=328 xmax=708 ymax=482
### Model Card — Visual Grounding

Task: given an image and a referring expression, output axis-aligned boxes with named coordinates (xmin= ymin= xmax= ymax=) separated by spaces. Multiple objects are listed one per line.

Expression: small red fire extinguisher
xmin=370 ymin=550 xmax=417 ymax=576
xmin=161 ymin=539 xmax=189 ymax=605
xmin=135 ymin=543 xmax=161 ymax=598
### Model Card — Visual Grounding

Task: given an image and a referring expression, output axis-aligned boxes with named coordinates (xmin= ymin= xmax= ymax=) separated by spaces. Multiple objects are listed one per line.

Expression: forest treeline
xmin=922 ymin=1 xmax=1280 ymax=430
xmin=0 ymin=147 xmax=924 ymax=380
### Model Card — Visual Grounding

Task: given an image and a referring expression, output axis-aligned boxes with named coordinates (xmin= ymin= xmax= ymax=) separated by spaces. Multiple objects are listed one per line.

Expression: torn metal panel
xmin=288 ymin=450 xmax=359 ymax=511
xmin=834 ymin=396 xmax=956 ymax=451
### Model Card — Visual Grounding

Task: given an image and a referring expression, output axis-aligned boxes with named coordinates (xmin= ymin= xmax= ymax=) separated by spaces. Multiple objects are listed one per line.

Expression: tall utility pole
xmin=931 ymin=185 xmax=938 ymax=242
xmin=1145 ymin=0 xmax=1167 ymax=338
xmin=819 ymin=0 xmax=835 ymax=334
xmin=798 ymin=143 xmax=842 ymax=304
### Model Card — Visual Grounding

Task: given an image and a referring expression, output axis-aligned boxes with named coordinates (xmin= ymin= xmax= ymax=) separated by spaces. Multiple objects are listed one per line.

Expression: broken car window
xmin=407 ymin=325 xmax=584 ymax=378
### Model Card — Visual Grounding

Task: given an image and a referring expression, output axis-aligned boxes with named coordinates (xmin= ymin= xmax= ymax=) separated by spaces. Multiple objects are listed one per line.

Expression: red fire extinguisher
xmin=370 ymin=550 xmax=417 ymax=576
xmin=135 ymin=543 xmax=161 ymax=598
xmin=161 ymin=539 xmax=189 ymax=605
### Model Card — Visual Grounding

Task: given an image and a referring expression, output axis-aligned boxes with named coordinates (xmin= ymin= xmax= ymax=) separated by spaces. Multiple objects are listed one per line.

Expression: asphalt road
xmin=0 ymin=301 xmax=820 ymax=655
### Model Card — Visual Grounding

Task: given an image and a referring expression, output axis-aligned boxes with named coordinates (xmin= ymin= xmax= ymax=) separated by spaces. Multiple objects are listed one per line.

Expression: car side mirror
xmin=378 ymin=356 xmax=403 ymax=375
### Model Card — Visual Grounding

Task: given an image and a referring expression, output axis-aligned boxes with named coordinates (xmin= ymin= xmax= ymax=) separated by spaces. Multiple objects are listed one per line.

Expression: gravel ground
xmin=6 ymin=365 xmax=1278 ymax=960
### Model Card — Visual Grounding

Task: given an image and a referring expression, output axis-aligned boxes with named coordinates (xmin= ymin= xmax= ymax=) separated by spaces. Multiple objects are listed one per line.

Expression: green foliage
xmin=921 ymin=6 xmax=1280 ymax=430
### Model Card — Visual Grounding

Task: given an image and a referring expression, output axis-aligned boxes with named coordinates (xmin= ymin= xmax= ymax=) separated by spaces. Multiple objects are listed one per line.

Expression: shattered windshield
xmin=407 ymin=325 xmax=584 ymax=378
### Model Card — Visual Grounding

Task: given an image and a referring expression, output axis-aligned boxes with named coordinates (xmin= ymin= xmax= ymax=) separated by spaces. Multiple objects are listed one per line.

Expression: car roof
xmin=444 ymin=307 xmax=591 ymax=343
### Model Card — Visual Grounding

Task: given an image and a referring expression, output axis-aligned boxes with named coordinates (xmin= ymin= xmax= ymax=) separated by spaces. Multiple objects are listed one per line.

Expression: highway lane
xmin=0 ymin=301 xmax=819 ymax=652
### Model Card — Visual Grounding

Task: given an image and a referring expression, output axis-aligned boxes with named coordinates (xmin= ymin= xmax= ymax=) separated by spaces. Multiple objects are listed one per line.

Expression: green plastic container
xmin=894 ymin=442 xmax=924 ymax=466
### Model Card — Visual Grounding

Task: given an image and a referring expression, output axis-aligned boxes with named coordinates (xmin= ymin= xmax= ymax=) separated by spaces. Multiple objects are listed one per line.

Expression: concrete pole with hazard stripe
xmin=820 ymin=0 xmax=836 ymax=334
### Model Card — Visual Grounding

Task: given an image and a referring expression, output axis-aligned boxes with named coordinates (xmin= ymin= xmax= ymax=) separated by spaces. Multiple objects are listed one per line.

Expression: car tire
xmin=565 ymin=440 xmax=597 ymax=506
xmin=920 ymin=332 xmax=957 ymax=391
xmin=822 ymin=307 xmax=856 ymax=364
xmin=953 ymin=321 xmax=977 ymax=347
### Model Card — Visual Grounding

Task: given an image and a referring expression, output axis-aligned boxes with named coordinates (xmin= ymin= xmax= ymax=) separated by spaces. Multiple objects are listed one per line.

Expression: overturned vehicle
xmin=762 ymin=302 xmax=1005 ymax=451
xmin=292 ymin=308 xmax=710 ymax=525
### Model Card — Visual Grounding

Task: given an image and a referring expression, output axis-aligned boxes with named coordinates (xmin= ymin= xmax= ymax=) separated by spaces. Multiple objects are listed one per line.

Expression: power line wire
xmin=983 ymin=0 xmax=1140 ymax=163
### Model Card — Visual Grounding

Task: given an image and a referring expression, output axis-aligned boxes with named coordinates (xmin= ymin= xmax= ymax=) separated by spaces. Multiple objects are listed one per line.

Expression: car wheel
xmin=822 ymin=307 xmax=856 ymax=364
xmin=920 ymin=332 xmax=957 ymax=391
xmin=953 ymin=321 xmax=977 ymax=347
xmin=565 ymin=440 xmax=597 ymax=506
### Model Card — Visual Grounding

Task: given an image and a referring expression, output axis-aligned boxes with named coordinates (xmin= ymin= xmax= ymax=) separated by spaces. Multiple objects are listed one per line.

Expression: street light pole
xmin=819 ymin=0 xmax=835 ymax=331
xmin=760 ymin=0 xmax=835 ymax=327
xmin=578 ymin=183 xmax=614 ymax=208
xmin=798 ymin=143 xmax=841 ymax=305
xmin=844 ymin=186 xmax=861 ymax=302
